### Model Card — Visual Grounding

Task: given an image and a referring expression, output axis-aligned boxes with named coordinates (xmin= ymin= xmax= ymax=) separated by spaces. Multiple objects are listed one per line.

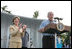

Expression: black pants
xmin=22 ymin=46 xmax=27 ymax=48
xmin=42 ymin=36 xmax=55 ymax=48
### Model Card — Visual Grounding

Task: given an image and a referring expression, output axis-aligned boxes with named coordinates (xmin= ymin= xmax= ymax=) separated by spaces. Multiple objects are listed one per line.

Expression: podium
xmin=42 ymin=23 xmax=71 ymax=48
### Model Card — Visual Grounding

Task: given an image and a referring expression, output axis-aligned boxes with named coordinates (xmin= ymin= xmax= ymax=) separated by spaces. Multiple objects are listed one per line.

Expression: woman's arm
xmin=20 ymin=25 xmax=27 ymax=37
xmin=17 ymin=24 xmax=27 ymax=37
xmin=9 ymin=25 xmax=18 ymax=36
xmin=21 ymin=30 xmax=25 ymax=37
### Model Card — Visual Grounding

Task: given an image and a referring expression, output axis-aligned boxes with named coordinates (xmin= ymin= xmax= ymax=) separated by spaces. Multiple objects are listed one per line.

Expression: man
xmin=38 ymin=11 xmax=55 ymax=33
xmin=38 ymin=11 xmax=56 ymax=48
xmin=22 ymin=31 xmax=29 ymax=48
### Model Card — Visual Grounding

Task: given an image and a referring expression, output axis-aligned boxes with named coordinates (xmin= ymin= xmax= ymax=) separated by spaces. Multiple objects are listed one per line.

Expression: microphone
xmin=54 ymin=17 xmax=59 ymax=20
xmin=54 ymin=17 xmax=63 ymax=20
xmin=59 ymin=18 xmax=63 ymax=20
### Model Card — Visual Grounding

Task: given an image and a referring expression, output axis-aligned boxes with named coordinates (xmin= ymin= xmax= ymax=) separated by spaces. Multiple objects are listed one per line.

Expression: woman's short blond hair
xmin=12 ymin=16 xmax=20 ymax=24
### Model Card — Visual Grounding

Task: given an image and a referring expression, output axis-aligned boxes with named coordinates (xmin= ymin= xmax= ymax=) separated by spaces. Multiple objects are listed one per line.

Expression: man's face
xmin=48 ymin=12 xmax=54 ymax=21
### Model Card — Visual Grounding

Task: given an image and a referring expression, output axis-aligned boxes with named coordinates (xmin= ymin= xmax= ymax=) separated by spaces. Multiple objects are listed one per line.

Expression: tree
xmin=65 ymin=31 xmax=71 ymax=44
xmin=1 ymin=5 xmax=11 ymax=14
xmin=61 ymin=31 xmax=71 ymax=45
xmin=61 ymin=33 xmax=67 ymax=44
xmin=33 ymin=11 xmax=39 ymax=18
xmin=1 ymin=5 xmax=7 ymax=11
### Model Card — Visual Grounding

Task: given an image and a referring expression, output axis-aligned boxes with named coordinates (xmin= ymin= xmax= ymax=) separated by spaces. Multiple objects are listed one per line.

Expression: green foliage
xmin=33 ymin=11 xmax=39 ymax=18
xmin=1 ymin=5 xmax=7 ymax=11
xmin=61 ymin=31 xmax=71 ymax=44
xmin=1 ymin=5 xmax=11 ymax=14
xmin=65 ymin=31 xmax=71 ymax=44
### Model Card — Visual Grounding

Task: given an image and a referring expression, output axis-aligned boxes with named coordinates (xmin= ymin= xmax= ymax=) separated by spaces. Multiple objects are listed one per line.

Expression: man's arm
xmin=38 ymin=20 xmax=46 ymax=33
xmin=38 ymin=28 xmax=44 ymax=33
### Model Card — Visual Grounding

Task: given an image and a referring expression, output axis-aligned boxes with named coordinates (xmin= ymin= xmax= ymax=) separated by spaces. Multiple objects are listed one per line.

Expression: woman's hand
xmin=18 ymin=23 xmax=22 ymax=31
xmin=22 ymin=25 xmax=27 ymax=31
xmin=19 ymin=23 xmax=22 ymax=28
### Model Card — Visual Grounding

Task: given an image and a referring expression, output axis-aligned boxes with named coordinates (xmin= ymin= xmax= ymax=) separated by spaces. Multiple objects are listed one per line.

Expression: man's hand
xmin=38 ymin=28 xmax=44 ymax=33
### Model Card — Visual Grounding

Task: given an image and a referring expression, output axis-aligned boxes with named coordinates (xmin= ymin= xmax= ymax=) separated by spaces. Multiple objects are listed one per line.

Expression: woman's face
xmin=14 ymin=18 xmax=19 ymax=25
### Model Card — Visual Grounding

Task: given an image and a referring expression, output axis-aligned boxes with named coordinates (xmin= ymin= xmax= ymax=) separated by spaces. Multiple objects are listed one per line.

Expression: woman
xmin=9 ymin=16 xmax=27 ymax=48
